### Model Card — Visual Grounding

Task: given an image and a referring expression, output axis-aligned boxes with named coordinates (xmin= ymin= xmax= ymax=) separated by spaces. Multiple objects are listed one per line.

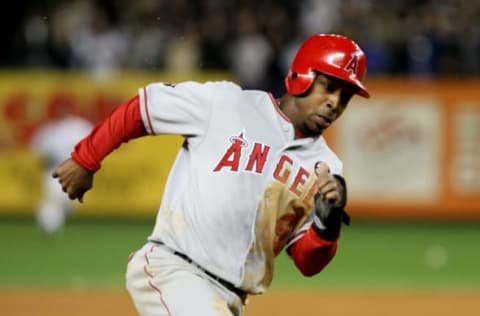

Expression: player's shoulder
xmin=146 ymin=80 xmax=244 ymax=97
xmin=204 ymin=81 xmax=273 ymax=105
xmin=192 ymin=80 xmax=254 ymax=101
xmin=190 ymin=80 xmax=243 ymax=93
xmin=151 ymin=80 xmax=241 ymax=89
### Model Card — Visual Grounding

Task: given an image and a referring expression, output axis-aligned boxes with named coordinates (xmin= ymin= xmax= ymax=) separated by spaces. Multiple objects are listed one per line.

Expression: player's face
xmin=293 ymin=74 xmax=357 ymax=136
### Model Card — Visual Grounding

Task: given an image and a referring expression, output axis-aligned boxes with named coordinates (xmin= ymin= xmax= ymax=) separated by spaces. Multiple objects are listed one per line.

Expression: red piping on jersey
xmin=143 ymin=87 xmax=155 ymax=134
xmin=268 ymin=93 xmax=291 ymax=123
xmin=294 ymin=130 xmax=306 ymax=139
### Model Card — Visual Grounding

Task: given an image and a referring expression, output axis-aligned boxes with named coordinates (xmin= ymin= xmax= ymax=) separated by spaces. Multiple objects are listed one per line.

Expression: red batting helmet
xmin=285 ymin=34 xmax=370 ymax=98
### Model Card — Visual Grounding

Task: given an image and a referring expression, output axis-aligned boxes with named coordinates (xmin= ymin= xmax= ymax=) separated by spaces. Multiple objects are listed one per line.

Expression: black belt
xmin=149 ymin=240 xmax=248 ymax=303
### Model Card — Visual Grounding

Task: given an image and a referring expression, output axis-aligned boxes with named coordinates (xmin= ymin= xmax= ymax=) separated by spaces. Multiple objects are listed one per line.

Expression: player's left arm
xmin=53 ymin=96 xmax=147 ymax=202
xmin=286 ymin=162 xmax=349 ymax=276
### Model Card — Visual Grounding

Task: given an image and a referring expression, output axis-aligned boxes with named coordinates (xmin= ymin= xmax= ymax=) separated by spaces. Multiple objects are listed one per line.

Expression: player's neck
xmin=278 ymin=95 xmax=321 ymax=139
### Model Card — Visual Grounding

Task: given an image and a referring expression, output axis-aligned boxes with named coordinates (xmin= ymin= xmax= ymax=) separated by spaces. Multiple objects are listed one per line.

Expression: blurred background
xmin=0 ymin=0 xmax=479 ymax=315
xmin=4 ymin=0 xmax=480 ymax=90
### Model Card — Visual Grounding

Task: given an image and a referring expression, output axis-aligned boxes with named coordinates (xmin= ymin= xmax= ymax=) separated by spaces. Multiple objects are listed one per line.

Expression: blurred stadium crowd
xmin=3 ymin=0 xmax=480 ymax=93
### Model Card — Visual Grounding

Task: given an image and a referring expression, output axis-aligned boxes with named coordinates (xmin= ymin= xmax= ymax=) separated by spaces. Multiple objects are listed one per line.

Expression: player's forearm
xmin=288 ymin=227 xmax=338 ymax=277
xmin=72 ymin=96 xmax=147 ymax=172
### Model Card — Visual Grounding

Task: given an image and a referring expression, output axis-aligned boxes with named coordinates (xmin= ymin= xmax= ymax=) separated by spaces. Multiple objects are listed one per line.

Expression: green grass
xmin=1 ymin=218 xmax=479 ymax=292
xmin=0 ymin=218 xmax=150 ymax=289
xmin=273 ymin=220 xmax=480 ymax=292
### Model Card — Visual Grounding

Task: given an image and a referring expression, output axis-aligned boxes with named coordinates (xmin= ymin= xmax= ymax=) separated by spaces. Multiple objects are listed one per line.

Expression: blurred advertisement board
xmin=0 ymin=73 xmax=479 ymax=219
xmin=338 ymin=97 xmax=441 ymax=202
xmin=326 ymin=80 xmax=480 ymax=220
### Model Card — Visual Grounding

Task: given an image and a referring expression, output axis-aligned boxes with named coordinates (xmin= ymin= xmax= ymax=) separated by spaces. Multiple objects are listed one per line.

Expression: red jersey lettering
xmin=213 ymin=137 xmax=244 ymax=172
xmin=273 ymin=155 xmax=293 ymax=183
xmin=245 ymin=143 xmax=270 ymax=173
xmin=290 ymin=167 xmax=309 ymax=196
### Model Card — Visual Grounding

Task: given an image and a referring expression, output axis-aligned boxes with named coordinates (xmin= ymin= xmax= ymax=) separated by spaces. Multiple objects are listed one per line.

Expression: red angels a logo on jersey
xmin=344 ymin=52 xmax=360 ymax=77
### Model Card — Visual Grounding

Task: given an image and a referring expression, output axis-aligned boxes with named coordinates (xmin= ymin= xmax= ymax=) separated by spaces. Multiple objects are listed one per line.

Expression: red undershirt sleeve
xmin=71 ymin=95 xmax=147 ymax=172
xmin=287 ymin=226 xmax=338 ymax=277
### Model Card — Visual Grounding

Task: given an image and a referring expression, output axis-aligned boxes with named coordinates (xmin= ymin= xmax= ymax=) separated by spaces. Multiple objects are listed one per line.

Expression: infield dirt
xmin=1 ymin=289 xmax=479 ymax=316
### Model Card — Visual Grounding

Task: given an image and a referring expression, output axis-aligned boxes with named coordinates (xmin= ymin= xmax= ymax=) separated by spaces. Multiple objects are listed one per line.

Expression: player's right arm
xmin=52 ymin=95 xmax=147 ymax=202
xmin=52 ymin=81 xmax=221 ymax=202
xmin=285 ymin=162 xmax=349 ymax=276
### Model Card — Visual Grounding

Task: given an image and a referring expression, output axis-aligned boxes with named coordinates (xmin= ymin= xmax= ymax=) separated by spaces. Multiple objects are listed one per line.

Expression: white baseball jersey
xmin=138 ymin=81 xmax=342 ymax=294
xmin=31 ymin=115 xmax=94 ymax=235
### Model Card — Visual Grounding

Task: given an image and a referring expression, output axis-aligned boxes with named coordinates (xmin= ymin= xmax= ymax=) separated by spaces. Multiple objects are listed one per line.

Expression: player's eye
xmin=340 ymin=91 xmax=354 ymax=106
xmin=317 ymin=75 xmax=336 ymax=92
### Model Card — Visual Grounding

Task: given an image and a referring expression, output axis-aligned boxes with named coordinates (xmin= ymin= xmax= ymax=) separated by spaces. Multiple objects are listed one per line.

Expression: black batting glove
xmin=312 ymin=175 xmax=350 ymax=241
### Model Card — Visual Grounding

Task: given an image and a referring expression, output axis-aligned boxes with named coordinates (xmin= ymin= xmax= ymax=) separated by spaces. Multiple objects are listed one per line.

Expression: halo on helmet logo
xmin=344 ymin=52 xmax=360 ymax=77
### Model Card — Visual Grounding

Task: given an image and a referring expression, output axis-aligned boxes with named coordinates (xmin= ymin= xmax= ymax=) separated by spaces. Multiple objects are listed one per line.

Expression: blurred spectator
xmin=164 ymin=21 xmax=201 ymax=73
xmin=458 ymin=1 xmax=480 ymax=74
xmin=29 ymin=98 xmax=93 ymax=235
xmin=198 ymin=5 xmax=231 ymax=70
xmin=227 ymin=8 xmax=273 ymax=89
xmin=49 ymin=0 xmax=97 ymax=68
xmin=68 ymin=7 xmax=129 ymax=81
xmin=22 ymin=14 xmax=52 ymax=67
xmin=299 ymin=0 xmax=342 ymax=36
xmin=123 ymin=0 xmax=169 ymax=70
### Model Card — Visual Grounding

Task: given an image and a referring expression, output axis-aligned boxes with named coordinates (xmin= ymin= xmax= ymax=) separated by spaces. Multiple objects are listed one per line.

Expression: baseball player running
xmin=30 ymin=101 xmax=93 ymax=235
xmin=53 ymin=34 xmax=369 ymax=315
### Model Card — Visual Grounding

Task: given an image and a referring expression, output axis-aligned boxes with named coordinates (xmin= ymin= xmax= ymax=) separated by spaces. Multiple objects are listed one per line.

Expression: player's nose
xmin=325 ymin=89 xmax=342 ymax=111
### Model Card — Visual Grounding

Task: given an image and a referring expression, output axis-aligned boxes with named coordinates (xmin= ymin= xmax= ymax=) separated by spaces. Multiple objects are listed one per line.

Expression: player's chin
xmin=304 ymin=123 xmax=325 ymax=137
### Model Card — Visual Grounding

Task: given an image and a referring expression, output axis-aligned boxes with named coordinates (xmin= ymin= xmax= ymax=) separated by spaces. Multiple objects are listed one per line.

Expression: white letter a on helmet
xmin=344 ymin=53 xmax=359 ymax=76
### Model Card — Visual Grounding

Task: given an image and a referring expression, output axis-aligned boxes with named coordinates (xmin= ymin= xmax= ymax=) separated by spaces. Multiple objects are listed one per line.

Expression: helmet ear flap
xmin=285 ymin=70 xmax=315 ymax=96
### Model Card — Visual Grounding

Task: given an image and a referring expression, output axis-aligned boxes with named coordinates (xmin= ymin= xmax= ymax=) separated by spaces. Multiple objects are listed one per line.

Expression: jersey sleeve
xmin=138 ymin=81 xmax=216 ymax=139
xmin=285 ymin=216 xmax=338 ymax=277
xmin=71 ymin=95 xmax=146 ymax=172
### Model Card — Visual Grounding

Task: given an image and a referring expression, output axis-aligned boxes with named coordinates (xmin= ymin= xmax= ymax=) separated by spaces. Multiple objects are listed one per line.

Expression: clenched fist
xmin=314 ymin=161 xmax=344 ymax=207
xmin=312 ymin=161 xmax=349 ymax=241
xmin=52 ymin=158 xmax=94 ymax=202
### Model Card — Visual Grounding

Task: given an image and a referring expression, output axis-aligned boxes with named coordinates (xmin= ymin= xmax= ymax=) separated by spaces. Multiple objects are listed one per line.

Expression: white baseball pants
xmin=126 ymin=242 xmax=244 ymax=316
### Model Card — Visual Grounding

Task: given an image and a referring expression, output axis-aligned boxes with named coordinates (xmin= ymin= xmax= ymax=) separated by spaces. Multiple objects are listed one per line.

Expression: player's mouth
xmin=312 ymin=114 xmax=332 ymax=129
